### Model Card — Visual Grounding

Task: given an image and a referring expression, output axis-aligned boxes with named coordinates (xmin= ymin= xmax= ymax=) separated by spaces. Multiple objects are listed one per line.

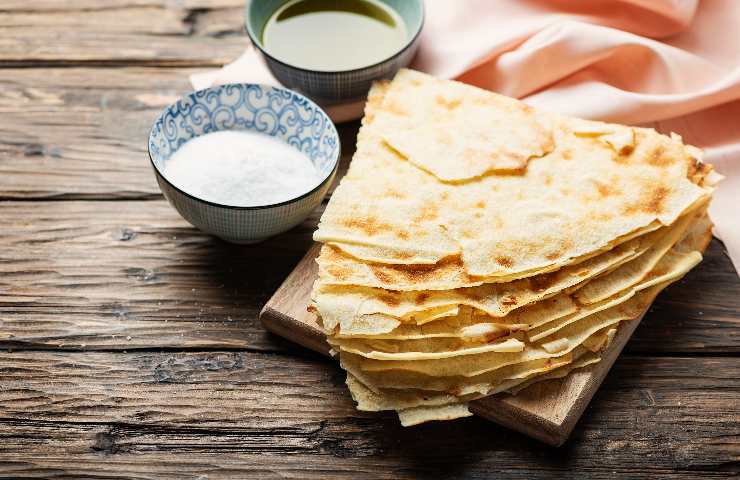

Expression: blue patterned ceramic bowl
xmin=148 ymin=83 xmax=340 ymax=244
xmin=245 ymin=0 xmax=424 ymax=106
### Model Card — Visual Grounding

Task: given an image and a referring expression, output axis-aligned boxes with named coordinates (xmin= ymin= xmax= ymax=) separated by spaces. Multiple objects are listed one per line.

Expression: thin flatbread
xmin=315 ymin=71 xmax=712 ymax=279
xmin=397 ymin=403 xmax=473 ymax=427
xmin=374 ymin=68 xmax=554 ymax=182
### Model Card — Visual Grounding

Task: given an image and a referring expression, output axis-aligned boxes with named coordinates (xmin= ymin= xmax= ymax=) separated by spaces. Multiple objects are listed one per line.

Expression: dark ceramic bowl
xmin=245 ymin=0 xmax=424 ymax=105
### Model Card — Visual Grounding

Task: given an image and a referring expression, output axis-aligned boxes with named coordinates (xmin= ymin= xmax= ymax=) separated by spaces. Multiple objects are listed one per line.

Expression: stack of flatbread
xmin=310 ymin=69 xmax=719 ymax=426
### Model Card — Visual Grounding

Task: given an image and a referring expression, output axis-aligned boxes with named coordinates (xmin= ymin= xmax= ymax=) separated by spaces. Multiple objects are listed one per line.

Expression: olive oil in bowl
xmin=262 ymin=0 xmax=408 ymax=72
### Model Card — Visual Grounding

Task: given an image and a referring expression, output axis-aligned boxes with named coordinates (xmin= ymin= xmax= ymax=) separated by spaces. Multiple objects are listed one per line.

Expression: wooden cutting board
xmin=260 ymin=243 xmax=647 ymax=446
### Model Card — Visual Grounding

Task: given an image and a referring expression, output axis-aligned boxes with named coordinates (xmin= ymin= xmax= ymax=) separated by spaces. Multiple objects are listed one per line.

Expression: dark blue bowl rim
xmin=147 ymin=82 xmax=341 ymax=211
xmin=244 ymin=0 xmax=425 ymax=75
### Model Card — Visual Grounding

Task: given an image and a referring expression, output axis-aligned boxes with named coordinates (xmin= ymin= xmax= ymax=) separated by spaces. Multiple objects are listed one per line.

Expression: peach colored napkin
xmin=191 ymin=0 xmax=740 ymax=274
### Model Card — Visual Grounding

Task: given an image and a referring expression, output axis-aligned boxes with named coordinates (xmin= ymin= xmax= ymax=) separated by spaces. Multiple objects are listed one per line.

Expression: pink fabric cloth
xmin=192 ymin=0 xmax=740 ymax=274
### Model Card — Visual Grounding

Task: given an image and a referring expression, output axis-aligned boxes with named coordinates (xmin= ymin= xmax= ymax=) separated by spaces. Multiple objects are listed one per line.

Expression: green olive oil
xmin=262 ymin=0 xmax=408 ymax=71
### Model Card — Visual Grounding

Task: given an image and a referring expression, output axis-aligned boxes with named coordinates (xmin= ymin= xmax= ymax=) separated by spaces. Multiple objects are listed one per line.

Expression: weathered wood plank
xmin=0 ymin=200 xmax=318 ymax=352
xmin=0 ymin=2 xmax=246 ymax=65
xmin=626 ymin=239 xmax=740 ymax=354
xmin=0 ymin=200 xmax=737 ymax=353
xmin=0 ymin=67 xmax=357 ymax=200
xmin=0 ymin=351 xmax=737 ymax=478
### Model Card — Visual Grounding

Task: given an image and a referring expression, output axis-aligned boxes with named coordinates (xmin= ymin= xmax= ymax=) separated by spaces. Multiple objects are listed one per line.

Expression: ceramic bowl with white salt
xmin=148 ymin=83 xmax=340 ymax=243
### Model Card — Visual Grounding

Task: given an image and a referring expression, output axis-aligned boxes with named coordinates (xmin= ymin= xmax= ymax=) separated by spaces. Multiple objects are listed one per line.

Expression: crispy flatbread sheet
xmin=397 ymin=403 xmax=473 ymax=427
xmin=528 ymin=228 xmax=705 ymax=342
xmin=314 ymin=207 xmax=703 ymax=340
xmin=507 ymin=350 xmax=605 ymax=395
xmin=330 ymin=336 xmax=525 ymax=360
xmin=353 ymin=273 xmax=682 ymax=378
xmin=341 ymin=349 xmax=573 ymax=392
xmin=345 ymin=373 xmax=477 ymax=411
xmin=313 ymin=223 xmax=666 ymax=332
xmin=334 ymin=305 xmax=530 ymax=340
xmin=373 ymin=68 xmax=554 ymax=182
xmin=315 ymin=71 xmax=712 ymax=278
xmin=328 ymin=295 xmax=574 ymax=339
xmin=356 ymin=342 xmax=571 ymax=378
xmin=410 ymin=305 xmax=460 ymax=325
xmin=316 ymin=215 xmax=658 ymax=291
xmin=575 ymin=206 xmax=702 ymax=304
xmin=314 ymin=211 xmax=688 ymax=296
xmin=538 ymin=279 xmax=681 ymax=355
xmin=581 ymin=327 xmax=619 ymax=353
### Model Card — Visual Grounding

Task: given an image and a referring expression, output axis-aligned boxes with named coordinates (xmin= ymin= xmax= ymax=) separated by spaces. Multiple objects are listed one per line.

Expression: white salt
xmin=163 ymin=130 xmax=321 ymax=207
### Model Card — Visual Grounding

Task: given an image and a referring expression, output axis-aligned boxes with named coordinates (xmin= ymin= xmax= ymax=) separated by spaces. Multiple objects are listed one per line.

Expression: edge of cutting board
xmin=260 ymin=243 xmax=646 ymax=447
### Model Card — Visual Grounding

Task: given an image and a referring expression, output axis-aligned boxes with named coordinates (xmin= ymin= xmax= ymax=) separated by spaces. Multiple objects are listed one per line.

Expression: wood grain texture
xmin=0 ymin=1 xmax=246 ymax=66
xmin=0 ymin=200 xmax=316 ymax=352
xmin=0 ymin=68 xmax=358 ymax=200
xmin=1 ymin=0 xmax=738 ymax=475
xmin=0 ymin=350 xmax=737 ymax=478
xmin=261 ymin=246 xmax=649 ymax=446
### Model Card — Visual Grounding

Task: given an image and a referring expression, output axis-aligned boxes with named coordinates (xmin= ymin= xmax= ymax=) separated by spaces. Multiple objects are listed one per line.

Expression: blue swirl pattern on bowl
xmin=148 ymin=83 xmax=340 ymax=243
xmin=245 ymin=0 xmax=424 ymax=105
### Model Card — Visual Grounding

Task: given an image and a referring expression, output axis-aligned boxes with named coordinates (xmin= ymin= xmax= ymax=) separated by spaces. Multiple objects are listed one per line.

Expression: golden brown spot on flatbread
xmin=620 ymin=144 xmax=635 ymax=156
xmin=543 ymin=174 xmax=553 ymax=186
xmin=378 ymin=293 xmax=400 ymax=307
xmin=543 ymin=238 xmax=574 ymax=262
xmin=644 ymin=145 xmax=674 ymax=168
xmin=593 ymin=180 xmax=621 ymax=198
xmin=576 ymin=268 xmax=591 ymax=277
xmin=340 ymin=215 xmax=392 ymax=236
xmin=396 ymin=230 xmax=410 ymax=240
xmin=688 ymin=157 xmax=712 ymax=185
xmin=391 ymin=256 xmax=472 ymax=284
xmin=496 ymin=256 xmax=514 ymax=268
xmin=560 ymin=188 xmax=572 ymax=196
xmin=461 ymin=229 xmax=476 ymax=239
xmin=370 ymin=267 xmax=393 ymax=284
xmin=440 ymin=192 xmax=450 ymax=201
xmin=623 ymin=184 xmax=671 ymax=216
xmin=645 ymin=185 xmax=671 ymax=215
xmin=474 ymin=212 xmax=483 ymax=219
xmin=386 ymin=99 xmax=408 ymax=116
xmin=590 ymin=212 xmax=613 ymax=222
xmin=475 ymin=200 xmax=486 ymax=209
xmin=413 ymin=203 xmax=439 ymax=223
xmin=384 ymin=188 xmax=407 ymax=199
xmin=561 ymin=149 xmax=573 ymax=160
xmin=327 ymin=265 xmax=352 ymax=281
xmin=435 ymin=95 xmax=462 ymax=111
xmin=414 ymin=292 xmax=430 ymax=305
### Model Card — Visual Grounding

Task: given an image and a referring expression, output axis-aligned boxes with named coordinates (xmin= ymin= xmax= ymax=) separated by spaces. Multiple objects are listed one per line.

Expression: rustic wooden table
xmin=1 ymin=2 xmax=739 ymax=478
